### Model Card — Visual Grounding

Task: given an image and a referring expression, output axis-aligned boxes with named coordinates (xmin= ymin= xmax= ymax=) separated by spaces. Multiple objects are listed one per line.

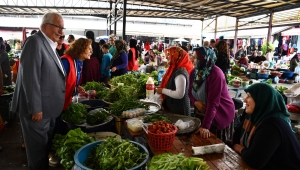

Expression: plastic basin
xmin=282 ymin=71 xmax=294 ymax=78
xmin=74 ymin=140 xmax=149 ymax=170
xmin=257 ymin=73 xmax=269 ymax=79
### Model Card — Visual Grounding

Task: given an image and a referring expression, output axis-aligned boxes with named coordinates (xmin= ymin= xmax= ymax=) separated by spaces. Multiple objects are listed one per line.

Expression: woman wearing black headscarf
xmin=81 ymin=31 xmax=101 ymax=84
xmin=110 ymin=40 xmax=128 ymax=78
xmin=233 ymin=83 xmax=300 ymax=169
xmin=127 ymin=39 xmax=139 ymax=71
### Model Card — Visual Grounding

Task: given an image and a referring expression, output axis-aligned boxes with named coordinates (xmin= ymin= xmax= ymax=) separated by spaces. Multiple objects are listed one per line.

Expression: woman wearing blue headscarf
xmin=233 ymin=83 xmax=300 ymax=169
xmin=189 ymin=46 xmax=235 ymax=141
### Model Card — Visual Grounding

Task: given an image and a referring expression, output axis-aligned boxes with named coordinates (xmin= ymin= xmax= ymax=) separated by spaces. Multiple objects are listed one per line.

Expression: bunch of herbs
xmin=52 ymin=128 xmax=96 ymax=170
xmin=85 ymin=137 xmax=147 ymax=170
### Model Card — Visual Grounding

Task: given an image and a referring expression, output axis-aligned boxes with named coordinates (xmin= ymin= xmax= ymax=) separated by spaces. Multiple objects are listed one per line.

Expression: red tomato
xmin=156 ymin=130 xmax=162 ymax=134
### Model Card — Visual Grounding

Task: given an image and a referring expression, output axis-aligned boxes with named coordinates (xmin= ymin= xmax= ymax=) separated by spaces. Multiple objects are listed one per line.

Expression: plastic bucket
xmin=74 ymin=140 xmax=149 ymax=170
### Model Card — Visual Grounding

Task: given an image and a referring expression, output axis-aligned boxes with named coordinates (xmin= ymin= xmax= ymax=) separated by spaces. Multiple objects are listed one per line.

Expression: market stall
xmin=51 ymin=67 xmax=300 ymax=170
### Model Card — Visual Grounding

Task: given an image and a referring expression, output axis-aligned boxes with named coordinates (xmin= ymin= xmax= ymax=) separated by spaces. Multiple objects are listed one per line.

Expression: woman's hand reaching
xmin=195 ymin=127 xmax=210 ymax=138
xmin=77 ymin=86 xmax=86 ymax=94
xmin=233 ymin=144 xmax=244 ymax=154
xmin=155 ymin=87 xmax=163 ymax=94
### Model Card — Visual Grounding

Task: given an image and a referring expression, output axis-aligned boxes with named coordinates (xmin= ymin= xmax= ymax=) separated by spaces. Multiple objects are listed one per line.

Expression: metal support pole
xmin=267 ymin=10 xmax=274 ymax=45
xmin=109 ymin=0 xmax=112 ymax=35
xmin=106 ymin=18 xmax=108 ymax=36
xmin=122 ymin=0 xmax=127 ymax=40
xmin=114 ymin=2 xmax=117 ymax=36
xmin=201 ymin=19 xmax=204 ymax=46
xmin=214 ymin=16 xmax=218 ymax=40
xmin=233 ymin=18 xmax=239 ymax=54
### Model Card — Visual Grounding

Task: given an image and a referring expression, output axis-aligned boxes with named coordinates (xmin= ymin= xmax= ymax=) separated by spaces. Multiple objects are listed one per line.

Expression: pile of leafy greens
xmin=108 ymin=96 xmax=149 ymax=117
xmin=52 ymin=128 xmax=96 ymax=170
xmin=109 ymin=71 xmax=159 ymax=99
xmin=3 ymin=85 xmax=14 ymax=94
xmin=148 ymin=153 xmax=211 ymax=170
xmin=61 ymin=103 xmax=89 ymax=125
xmin=83 ymin=81 xmax=107 ymax=92
xmin=85 ymin=137 xmax=147 ymax=170
xmin=86 ymin=108 xmax=110 ymax=125
xmin=103 ymin=85 xmax=137 ymax=103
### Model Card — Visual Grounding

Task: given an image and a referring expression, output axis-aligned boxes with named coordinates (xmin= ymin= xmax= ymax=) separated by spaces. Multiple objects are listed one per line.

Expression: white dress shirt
xmin=40 ymin=31 xmax=65 ymax=76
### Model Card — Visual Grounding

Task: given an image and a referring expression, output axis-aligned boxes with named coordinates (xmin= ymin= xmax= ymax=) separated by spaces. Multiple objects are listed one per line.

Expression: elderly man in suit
xmin=11 ymin=12 xmax=66 ymax=170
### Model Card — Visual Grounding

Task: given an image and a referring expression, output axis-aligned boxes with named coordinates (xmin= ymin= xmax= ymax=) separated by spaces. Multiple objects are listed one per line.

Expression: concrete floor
xmin=0 ymin=87 xmax=299 ymax=170
xmin=0 ymin=114 xmax=65 ymax=170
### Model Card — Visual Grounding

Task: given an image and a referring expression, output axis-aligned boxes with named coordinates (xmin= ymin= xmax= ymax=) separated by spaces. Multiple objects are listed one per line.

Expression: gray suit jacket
xmin=11 ymin=31 xmax=66 ymax=119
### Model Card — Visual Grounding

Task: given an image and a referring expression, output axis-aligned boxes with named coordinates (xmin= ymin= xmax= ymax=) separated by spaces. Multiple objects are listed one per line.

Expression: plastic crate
xmin=147 ymin=125 xmax=177 ymax=150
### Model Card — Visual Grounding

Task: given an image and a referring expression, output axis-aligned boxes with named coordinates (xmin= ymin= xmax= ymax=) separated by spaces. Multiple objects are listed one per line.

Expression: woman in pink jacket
xmin=188 ymin=47 xmax=235 ymax=141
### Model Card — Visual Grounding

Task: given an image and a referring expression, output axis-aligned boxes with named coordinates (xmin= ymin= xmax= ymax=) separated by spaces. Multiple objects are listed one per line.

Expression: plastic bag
xmin=174 ymin=119 xmax=195 ymax=130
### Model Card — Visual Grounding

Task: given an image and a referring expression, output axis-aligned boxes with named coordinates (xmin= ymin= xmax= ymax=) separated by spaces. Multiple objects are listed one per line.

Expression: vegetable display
xmin=227 ymin=75 xmax=242 ymax=86
xmin=85 ymin=137 xmax=147 ymax=170
xmin=61 ymin=103 xmax=89 ymax=125
xmin=108 ymin=97 xmax=149 ymax=117
xmin=103 ymin=85 xmax=137 ymax=103
xmin=143 ymin=114 xmax=171 ymax=123
xmin=148 ymin=153 xmax=211 ymax=170
xmin=86 ymin=108 xmax=110 ymax=125
xmin=275 ymin=86 xmax=288 ymax=93
xmin=52 ymin=128 xmax=96 ymax=170
xmin=96 ymin=89 xmax=109 ymax=99
xmin=286 ymin=104 xmax=300 ymax=114
xmin=83 ymin=81 xmax=107 ymax=92
xmin=148 ymin=121 xmax=176 ymax=134
xmin=2 ymin=85 xmax=14 ymax=94
xmin=265 ymin=78 xmax=272 ymax=85
xmin=109 ymin=71 xmax=159 ymax=99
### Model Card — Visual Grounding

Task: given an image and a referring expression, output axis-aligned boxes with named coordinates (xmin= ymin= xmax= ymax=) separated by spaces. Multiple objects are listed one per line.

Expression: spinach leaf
xmin=52 ymin=128 xmax=96 ymax=170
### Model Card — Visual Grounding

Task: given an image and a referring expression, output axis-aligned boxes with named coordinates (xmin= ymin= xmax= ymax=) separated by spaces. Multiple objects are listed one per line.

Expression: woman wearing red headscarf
xmin=155 ymin=46 xmax=193 ymax=116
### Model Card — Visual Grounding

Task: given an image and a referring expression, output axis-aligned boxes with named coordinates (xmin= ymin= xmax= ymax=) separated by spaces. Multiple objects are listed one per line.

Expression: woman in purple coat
xmin=189 ymin=47 xmax=235 ymax=141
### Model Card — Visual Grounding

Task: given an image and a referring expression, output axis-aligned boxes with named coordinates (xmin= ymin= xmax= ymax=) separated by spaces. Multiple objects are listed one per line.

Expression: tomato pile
xmin=148 ymin=121 xmax=176 ymax=134
xmin=286 ymin=104 xmax=300 ymax=114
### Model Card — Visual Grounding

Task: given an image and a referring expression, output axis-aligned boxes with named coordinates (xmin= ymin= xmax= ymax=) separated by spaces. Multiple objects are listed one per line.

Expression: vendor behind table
xmin=155 ymin=46 xmax=193 ymax=116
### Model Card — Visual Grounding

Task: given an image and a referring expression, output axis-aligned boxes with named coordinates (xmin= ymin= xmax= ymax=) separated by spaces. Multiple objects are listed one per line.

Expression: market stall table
xmin=124 ymin=123 xmax=254 ymax=170
xmin=148 ymin=133 xmax=255 ymax=170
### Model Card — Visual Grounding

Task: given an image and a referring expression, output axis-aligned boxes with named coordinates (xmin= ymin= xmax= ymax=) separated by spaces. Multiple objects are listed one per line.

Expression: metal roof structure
xmin=0 ymin=0 xmax=300 ymax=20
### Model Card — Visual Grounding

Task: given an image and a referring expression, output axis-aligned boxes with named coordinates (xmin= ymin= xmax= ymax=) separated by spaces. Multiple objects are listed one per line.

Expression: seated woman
xmin=189 ymin=47 xmax=235 ymax=141
xmin=238 ymin=53 xmax=248 ymax=69
xmin=233 ymin=83 xmax=300 ymax=169
xmin=156 ymin=46 xmax=193 ymax=116
xmin=254 ymin=51 xmax=266 ymax=64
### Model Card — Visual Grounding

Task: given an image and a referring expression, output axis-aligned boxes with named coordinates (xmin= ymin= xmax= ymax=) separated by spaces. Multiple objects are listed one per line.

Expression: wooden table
xmin=148 ymin=133 xmax=255 ymax=170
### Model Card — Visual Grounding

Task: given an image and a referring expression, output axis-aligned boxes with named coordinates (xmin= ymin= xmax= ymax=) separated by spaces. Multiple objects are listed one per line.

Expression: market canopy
xmin=0 ymin=0 xmax=299 ymax=20
xmin=173 ymin=38 xmax=189 ymax=42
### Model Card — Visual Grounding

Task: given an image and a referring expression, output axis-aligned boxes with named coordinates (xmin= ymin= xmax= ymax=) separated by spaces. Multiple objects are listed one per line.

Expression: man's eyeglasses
xmin=46 ymin=23 xmax=65 ymax=31
xmin=59 ymin=36 xmax=65 ymax=39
